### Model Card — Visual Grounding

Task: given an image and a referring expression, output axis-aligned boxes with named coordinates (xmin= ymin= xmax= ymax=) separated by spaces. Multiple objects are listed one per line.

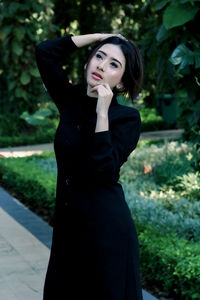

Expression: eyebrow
xmin=97 ymin=50 xmax=123 ymax=67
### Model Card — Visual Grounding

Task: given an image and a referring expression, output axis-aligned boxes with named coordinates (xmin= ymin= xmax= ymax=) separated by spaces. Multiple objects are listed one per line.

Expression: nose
xmin=97 ymin=60 xmax=106 ymax=72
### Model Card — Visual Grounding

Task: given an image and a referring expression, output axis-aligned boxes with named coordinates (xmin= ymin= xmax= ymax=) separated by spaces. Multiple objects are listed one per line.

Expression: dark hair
xmin=84 ymin=36 xmax=143 ymax=103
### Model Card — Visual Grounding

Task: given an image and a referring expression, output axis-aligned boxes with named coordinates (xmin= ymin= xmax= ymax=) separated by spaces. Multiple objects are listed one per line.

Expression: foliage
xmin=0 ymin=0 xmax=57 ymax=115
xmin=0 ymin=126 xmax=57 ymax=148
xmin=138 ymin=0 xmax=200 ymax=142
xmin=135 ymin=104 xmax=172 ymax=131
xmin=124 ymin=185 xmax=200 ymax=242
xmin=136 ymin=223 xmax=200 ymax=299
xmin=120 ymin=140 xmax=200 ymax=241
xmin=20 ymin=101 xmax=59 ymax=126
xmin=0 ymin=153 xmax=56 ymax=224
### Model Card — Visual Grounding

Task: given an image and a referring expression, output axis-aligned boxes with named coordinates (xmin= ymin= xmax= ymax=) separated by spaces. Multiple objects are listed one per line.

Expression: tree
xmin=0 ymin=0 xmax=57 ymax=115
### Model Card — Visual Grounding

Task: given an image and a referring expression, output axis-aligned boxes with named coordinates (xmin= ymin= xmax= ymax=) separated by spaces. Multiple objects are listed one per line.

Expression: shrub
xmin=0 ymin=154 xmax=56 ymax=223
xmin=136 ymin=222 xmax=200 ymax=299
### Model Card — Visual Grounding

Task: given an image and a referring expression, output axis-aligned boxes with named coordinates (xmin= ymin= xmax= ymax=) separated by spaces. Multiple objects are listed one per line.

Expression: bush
xmin=0 ymin=128 xmax=56 ymax=148
xmin=135 ymin=105 xmax=174 ymax=131
xmin=124 ymin=185 xmax=200 ymax=242
xmin=0 ymin=153 xmax=56 ymax=224
xmin=136 ymin=222 xmax=200 ymax=299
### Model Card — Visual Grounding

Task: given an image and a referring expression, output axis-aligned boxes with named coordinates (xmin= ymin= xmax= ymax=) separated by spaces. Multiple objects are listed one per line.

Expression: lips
xmin=92 ymin=72 xmax=103 ymax=79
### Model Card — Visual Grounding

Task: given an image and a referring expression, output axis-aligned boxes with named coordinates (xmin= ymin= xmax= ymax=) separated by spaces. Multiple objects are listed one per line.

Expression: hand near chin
xmin=91 ymin=83 xmax=113 ymax=116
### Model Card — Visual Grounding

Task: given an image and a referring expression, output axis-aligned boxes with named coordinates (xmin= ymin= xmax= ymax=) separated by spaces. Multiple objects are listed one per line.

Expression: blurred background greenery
xmin=0 ymin=0 xmax=199 ymax=146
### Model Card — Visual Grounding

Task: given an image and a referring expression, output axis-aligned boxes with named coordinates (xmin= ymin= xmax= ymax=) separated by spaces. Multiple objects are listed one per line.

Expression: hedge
xmin=136 ymin=222 xmax=200 ymax=299
xmin=0 ymin=155 xmax=56 ymax=223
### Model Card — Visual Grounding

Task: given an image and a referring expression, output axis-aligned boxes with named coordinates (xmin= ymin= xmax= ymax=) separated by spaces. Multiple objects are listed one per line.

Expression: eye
xmin=110 ymin=62 xmax=118 ymax=68
xmin=96 ymin=53 xmax=102 ymax=59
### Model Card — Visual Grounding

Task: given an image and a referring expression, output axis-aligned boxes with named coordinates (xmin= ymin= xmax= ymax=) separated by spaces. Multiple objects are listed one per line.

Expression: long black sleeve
xmin=74 ymin=108 xmax=141 ymax=185
xmin=35 ymin=34 xmax=79 ymax=114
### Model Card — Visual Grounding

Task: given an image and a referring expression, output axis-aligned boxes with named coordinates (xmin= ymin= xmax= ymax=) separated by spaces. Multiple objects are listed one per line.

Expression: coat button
xmin=65 ymin=201 xmax=69 ymax=207
xmin=77 ymin=125 xmax=80 ymax=131
xmin=66 ymin=178 xmax=70 ymax=185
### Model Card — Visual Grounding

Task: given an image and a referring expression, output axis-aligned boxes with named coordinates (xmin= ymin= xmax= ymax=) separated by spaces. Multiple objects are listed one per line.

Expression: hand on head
xmin=99 ymin=33 xmax=128 ymax=42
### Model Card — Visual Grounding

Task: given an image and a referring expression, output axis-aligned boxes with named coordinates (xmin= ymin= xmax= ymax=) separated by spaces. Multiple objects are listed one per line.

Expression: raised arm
xmin=35 ymin=34 xmax=78 ymax=113
xmin=35 ymin=33 xmax=106 ymax=114
xmin=35 ymin=33 xmax=125 ymax=113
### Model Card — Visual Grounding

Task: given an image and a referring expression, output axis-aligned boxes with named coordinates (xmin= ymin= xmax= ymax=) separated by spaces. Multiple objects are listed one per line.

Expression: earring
xmin=116 ymin=83 xmax=123 ymax=89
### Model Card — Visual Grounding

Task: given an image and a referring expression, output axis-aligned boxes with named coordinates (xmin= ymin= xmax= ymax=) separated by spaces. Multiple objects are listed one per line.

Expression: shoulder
xmin=110 ymin=103 xmax=141 ymax=126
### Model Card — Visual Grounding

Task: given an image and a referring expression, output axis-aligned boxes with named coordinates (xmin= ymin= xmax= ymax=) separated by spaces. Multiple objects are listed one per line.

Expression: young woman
xmin=35 ymin=32 xmax=143 ymax=300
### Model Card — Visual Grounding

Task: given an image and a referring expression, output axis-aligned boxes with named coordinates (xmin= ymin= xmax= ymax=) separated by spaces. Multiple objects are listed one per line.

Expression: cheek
xmin=86 ymin=60 xmax=95 ymax=78
xmin=108 ymin=70 xmax=123 ymax=83
xmin=88 ymin=58 xmax=96 ymax=70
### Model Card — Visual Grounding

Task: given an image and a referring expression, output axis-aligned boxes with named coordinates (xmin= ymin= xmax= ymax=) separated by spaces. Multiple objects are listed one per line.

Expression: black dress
xmin=35 ymin=34 xmax=143 ymax=300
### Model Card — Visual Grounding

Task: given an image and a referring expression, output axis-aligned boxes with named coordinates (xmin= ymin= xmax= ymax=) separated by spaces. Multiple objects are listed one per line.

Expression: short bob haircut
xmin=84 ymin=36 xmax=143 ymax=103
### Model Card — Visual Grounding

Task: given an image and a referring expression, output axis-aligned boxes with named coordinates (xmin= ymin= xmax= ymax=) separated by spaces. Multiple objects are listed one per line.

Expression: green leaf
xmin=20 ymin=72 xmax=31 ymax=85
xmin=195 ymin=76 xmax=200 ymax=86
xmin=163 ymin=3 xmax=199 ymax=29
xmin=49 ymin=102 xmax=58 ymax=112
xmin=180 ymin=0 xmax=200 ymax=3
xmin=12 ymin=41 xmax=23 ymax=56
xmin=14 ymin=27 xmax=26 ymax=41
xmin=156 ymin=25 xmax=171 ymax=42
xmin=30 ymin=68 xmax=40 ymax=77
xmin=191 ymin=101 xmax=200 ymax=112
xmin=169 ymin=44 xmax=195 ymax=70
xmin=194 ymin=54 xmax=200 ymax=69
xmin=8 ymin=81 xmax=16 ymax=91
xmin=15 ymin=87 xmax=23 ymax=98
xmin=15 ymin=87 xmax=27 ymax=100
xmin=2 ymin=25 xmax=13 ymax=35
xmin=8 ymin=2 xmax=20 ymax=15
xmin=20 ymin=111 xmax=30 ymax=122
xmin=155 ymin=0 xmax=170 ymax=11
xmin=34 ymin=108 xmax=52 ymax=118
xmin=20 ymin=109 xmax=51 ymax=126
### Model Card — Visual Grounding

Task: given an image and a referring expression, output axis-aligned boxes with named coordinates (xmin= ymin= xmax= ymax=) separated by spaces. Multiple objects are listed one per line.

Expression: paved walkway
xmin=0 ymin=129 xmax=184 ymax=158
xmin=139 ymin=129 xmax=184 ymax=140
xmin=0 ymin=186 xmax=158 ymax=300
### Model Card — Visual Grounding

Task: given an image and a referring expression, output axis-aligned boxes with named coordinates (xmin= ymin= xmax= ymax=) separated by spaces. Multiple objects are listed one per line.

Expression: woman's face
xmin=86 ymin=43 xmax=126 ymax=90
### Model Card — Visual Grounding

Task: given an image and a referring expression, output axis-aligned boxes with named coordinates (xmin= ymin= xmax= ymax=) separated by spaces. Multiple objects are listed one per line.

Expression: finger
xmin=102 ymin=83 xmax=112 ymax=91
xmin=90 ymin=85 xmax=102 ymax=93
xmin=91 ymin=83 xmax=105 ymax=90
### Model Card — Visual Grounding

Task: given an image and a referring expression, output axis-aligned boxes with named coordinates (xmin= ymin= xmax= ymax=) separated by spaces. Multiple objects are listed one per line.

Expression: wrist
xmin=97 ymin=111 xmax=108 ymax=119
xmin=94 ymin=33 xmax=102 ymax=42
xmin=71 ymin=33 xmax=101 ymax=48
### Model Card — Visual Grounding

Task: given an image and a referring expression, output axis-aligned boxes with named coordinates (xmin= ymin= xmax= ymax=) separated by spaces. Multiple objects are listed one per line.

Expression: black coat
xmin=35 ymin=34 xmax=143 ymax=300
